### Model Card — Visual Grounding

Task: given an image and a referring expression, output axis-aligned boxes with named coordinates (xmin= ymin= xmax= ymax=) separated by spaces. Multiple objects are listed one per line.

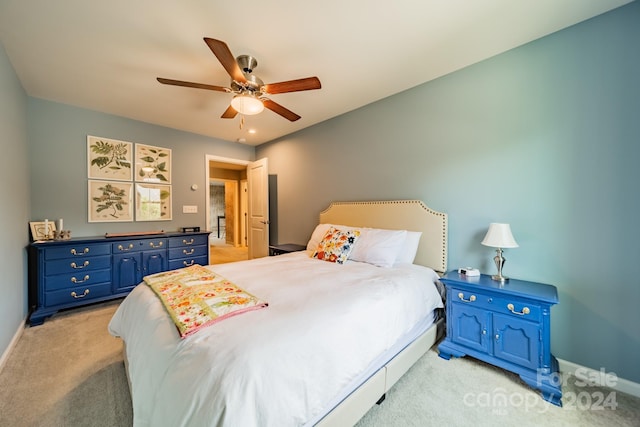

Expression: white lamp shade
xmin=481 ymin=223 xmax=519 ymax=248
xmin=231 ymin=94 xmax=264 ymax=115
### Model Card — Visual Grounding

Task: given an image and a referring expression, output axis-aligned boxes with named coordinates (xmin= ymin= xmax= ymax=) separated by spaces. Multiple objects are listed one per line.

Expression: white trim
xmin=558 ymin=358 xmax=640 ymax=398
xmin=204 ymin=154 xmax=251 ymax=237
xmin=0 ymin=317 xmax=26 ymax=374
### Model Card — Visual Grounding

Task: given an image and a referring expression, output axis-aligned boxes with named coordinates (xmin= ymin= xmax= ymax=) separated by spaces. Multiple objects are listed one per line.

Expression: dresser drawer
xmin=45 ymin=255 xmax=111 ymax=276
xmin=112 ymin=238 xmax=167 ymax=253
xmin=168 ymin=245 xmax=208 ymax=260
xmin=168 ymin=256 xmax=209 ymax=270
xmin=169 ymin=235 xmax=209 ymax=248
xmin=44 ymin=269 xmax=112 ymax=291
xmin=44 ymin=243 xmax=110 ymax=260
xmin=450 ymin=287 xmax=542 ymax=322
xmin=45 ymin=282 xmax=112 ymax=307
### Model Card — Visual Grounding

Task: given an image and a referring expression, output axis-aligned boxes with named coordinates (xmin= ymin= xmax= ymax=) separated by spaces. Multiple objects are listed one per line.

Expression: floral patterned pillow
xmin=312 ymin=226 xmax=361 ymax=264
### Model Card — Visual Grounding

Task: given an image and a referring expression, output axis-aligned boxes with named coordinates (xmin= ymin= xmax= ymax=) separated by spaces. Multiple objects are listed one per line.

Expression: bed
xmin=108 ymin=200 xmax=448 ymax=426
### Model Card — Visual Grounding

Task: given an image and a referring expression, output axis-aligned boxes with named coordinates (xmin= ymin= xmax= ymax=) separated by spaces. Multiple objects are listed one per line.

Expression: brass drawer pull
xmin=183 ymin=260 xmax=195 ymax=267
xmin=149 ymin=241 xmax=164 ymax=249
xmin=183 ymin=238 xmax=195 ymax=245
xmin=507 ymin=303 xmax=530 ymax=315
xmin=70 ymin=248 xmax=89 ymax=256
xmin=71 ymin=275 xmax=90 ymax=284
xmin=183 ymin=248 xmax=195 ymax=255
xmin=117 ymin=244 xmax=134 ymax=252
xmin=70 ymin=261 xmax=90 ymax=269
xmin=71 ymin=289 xmax=90 ymax=299
xmin=458 ymin=292 xmax=476 ymax=303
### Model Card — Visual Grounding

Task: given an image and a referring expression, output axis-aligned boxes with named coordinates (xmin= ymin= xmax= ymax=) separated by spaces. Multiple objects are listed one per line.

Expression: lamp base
xmin=491 ymin=274 xmax=509 ymax=283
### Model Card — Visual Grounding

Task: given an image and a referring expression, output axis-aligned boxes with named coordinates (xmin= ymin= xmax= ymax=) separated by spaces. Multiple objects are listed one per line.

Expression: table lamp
xmin=481 ymin=223 xmax=518 ymax=282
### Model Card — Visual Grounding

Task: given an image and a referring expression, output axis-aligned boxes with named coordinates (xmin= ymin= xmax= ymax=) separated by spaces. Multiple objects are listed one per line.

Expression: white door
xmin=247 ymin=158 xmax=269 ymax=259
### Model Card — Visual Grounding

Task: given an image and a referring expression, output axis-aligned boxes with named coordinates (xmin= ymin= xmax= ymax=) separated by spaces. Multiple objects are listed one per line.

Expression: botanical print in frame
xmin=88 ymin=180 xmax=133 ymax=222
xmin=87 ymin=135 xmax=133 ymax=181
xmin=135 ymin=183 xmax=172 ymax=221
xmin=135 ymin=143 xmax=171 ymax=184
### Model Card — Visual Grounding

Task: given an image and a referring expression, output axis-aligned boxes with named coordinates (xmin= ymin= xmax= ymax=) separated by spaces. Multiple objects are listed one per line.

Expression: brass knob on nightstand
xmin=507 ymin=303 xmax=530 ymax=315
xmin=458 ymin=292 xmax=476 ymax=303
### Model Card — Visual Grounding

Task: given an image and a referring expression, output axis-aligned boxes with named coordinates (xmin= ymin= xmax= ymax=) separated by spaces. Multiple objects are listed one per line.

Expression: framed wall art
xmin=135 ymin=143 xmax=171 ymax=183
xmin=88 ymin=180 xmax=134 ymax=222
xmin=87 ymin=135 xmax=133 ymax=181
xmin=135 ymin=183 xmax=172 ymax=221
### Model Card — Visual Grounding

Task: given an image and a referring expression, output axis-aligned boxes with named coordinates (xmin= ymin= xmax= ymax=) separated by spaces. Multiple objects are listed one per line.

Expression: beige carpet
xmin=209 ymin=244 xmax=248 ymax=264
xmin=1 ymin=301 xmax=638 ymax=427
xmin=0 ymin=300 xmax=131 ymax=427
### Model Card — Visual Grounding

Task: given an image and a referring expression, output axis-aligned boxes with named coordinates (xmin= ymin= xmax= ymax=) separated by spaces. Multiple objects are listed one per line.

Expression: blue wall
xmin=257 ymin=3 xmax=640 ymax=383
xmin=0 ymin=42 xmax=30 ymax=358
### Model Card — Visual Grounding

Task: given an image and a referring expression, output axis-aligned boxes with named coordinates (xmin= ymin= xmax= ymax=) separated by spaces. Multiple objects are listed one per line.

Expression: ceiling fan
xmin=157 ymin=37 xmax=321 ymax=122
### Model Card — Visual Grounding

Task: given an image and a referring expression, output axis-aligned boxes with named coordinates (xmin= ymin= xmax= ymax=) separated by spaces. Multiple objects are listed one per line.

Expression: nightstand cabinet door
xmin=492 ymin=313 xmax=539 ymax=370
xmin=450 ymin=303 xmax=489 ymax=354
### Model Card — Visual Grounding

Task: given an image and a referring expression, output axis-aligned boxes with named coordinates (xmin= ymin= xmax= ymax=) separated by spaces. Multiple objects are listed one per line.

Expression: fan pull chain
xmin=239 ymin=116 xmax=245 ymax=130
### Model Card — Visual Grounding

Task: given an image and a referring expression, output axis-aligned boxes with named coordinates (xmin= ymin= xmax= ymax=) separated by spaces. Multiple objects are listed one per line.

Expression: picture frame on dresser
xmin=29 ymin=221 xmax=56 ymax=241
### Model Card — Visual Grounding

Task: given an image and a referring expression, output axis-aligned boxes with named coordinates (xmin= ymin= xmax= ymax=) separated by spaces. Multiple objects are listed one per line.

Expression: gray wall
xmin=0 ymin=42 xmax=30 ymax=357
xmin=28 ymin=98 xmax=255 ymax=236
xmin=257 ymin=3 xmax=640 ymax=383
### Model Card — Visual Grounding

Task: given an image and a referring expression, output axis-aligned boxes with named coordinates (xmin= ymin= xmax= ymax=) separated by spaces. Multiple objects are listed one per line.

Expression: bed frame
xmin=315 ymin=200 xmax=447 ymax=426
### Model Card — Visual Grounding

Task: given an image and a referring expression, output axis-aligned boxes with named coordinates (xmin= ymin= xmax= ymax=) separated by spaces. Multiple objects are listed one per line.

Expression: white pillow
xmin=350 ymin=228 xmax=407 ymax=268
xmin=306 ymin=223 xmax=334 ymax=251
xmin=394 ymin=231 xmax=423 ymax=265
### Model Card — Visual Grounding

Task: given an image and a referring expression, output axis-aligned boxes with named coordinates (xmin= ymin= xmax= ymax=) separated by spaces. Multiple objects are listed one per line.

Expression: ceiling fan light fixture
xmin=231 ymin=93 xmax=264 ymax=115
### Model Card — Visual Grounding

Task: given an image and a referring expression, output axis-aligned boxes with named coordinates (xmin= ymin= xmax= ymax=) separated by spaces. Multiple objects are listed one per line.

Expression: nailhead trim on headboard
xmin=319 ymin=200 xmax=448 ymax=273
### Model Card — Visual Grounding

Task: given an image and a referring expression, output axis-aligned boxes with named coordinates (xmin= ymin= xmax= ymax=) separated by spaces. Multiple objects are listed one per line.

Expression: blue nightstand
xmin=437 ymin=271 xmax=562 ymax=406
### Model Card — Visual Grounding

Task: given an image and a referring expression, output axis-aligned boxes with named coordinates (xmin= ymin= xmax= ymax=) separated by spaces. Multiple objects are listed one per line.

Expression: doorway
xmin=204 ymin=154 xmax=270 ymax=264
xmin=206 ymin=156 xmax=249 ymax=264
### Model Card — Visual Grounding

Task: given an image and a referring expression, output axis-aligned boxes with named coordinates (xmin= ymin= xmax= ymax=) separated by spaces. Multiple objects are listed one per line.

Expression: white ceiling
xmin=0 ymin=0 xmax=631 ymax=146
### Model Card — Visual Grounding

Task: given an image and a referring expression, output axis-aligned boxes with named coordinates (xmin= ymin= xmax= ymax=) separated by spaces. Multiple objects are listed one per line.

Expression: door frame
xmin=204 ymin=155 xmax=251 ymax=246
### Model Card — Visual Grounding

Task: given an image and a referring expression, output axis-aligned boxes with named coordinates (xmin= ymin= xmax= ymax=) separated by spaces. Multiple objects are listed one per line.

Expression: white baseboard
xmin=558 ymin=358 xmax=640 ymax=398
xmin=0 ymin=317 xmax=27 ymax=374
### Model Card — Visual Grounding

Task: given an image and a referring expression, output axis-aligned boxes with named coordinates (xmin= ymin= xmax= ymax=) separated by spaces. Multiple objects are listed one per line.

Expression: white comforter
xmin=108 ymin=251 xmax=443 ymax=427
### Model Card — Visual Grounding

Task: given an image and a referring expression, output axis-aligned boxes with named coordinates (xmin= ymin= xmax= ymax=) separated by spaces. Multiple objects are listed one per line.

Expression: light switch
xmin=182 ymin=205 xmax=198 ymax=214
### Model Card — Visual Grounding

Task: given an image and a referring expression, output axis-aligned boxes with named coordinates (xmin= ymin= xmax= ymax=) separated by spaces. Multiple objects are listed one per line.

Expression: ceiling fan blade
xmin=263 ymin=77 xmax=321 ymax=94
xmin=262 ymin=98 xmax=301 ymax=122
xmin=221 ymin=105 xmax=238 ymax=119
xmin=204 ymin=38 xmax=247 ymax=84
xmin=157 ymin=77 xmax=229 ymax=92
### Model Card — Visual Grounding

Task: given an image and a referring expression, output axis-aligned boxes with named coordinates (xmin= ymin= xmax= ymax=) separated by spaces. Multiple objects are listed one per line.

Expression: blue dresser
xmin=28 ymin=231 xmax=210 ymax=325
xmin=437 ymin=271 xmax=562 ymax=406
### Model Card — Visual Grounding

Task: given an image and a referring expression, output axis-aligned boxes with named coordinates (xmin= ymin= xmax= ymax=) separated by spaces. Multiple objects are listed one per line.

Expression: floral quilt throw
xmin=144 ymin=264 xmax=268 ymax=338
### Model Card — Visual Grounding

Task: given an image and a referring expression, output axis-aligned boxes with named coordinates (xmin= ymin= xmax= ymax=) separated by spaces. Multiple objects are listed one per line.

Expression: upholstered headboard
xmin=319 ymin=200 xmax=448 ymax=273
